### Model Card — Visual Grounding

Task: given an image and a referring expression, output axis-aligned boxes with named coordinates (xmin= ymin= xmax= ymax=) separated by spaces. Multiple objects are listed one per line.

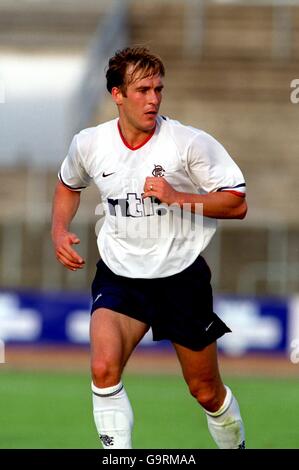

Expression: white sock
xmin=204 ymin=386 xmax=245 ymax=449
xmin=92 ymin=381 xmax=133 ymax=449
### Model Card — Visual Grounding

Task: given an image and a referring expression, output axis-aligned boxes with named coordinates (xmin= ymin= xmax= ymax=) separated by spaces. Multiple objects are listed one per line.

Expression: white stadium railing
xmin=183 ymin=0 xmax=299 ymax=60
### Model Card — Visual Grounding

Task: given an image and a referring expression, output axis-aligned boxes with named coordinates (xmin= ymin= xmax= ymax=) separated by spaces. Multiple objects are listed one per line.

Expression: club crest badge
xmin=152 ymin=164 xmax=165 ymax=177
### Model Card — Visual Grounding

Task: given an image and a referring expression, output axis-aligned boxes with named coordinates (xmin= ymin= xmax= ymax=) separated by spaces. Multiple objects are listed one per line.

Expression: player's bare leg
xmin=173 ymin=341 xmax=245 ymax=449
xmin=90 ymin=308 xmax=149 ymax=449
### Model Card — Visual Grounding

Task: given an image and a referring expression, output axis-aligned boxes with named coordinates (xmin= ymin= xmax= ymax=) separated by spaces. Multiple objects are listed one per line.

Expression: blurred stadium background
xmin=1 ymin=0 xmax=299 ymax=449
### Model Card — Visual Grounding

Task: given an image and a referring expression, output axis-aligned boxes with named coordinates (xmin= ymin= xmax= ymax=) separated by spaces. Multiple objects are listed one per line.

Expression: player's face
xmin=115 ymin=71 xmax=164 ymax=133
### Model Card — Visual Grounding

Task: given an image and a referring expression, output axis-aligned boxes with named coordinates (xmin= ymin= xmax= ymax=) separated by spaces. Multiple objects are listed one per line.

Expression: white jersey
xmin=59 ymin=116 xmax=246 ymax=278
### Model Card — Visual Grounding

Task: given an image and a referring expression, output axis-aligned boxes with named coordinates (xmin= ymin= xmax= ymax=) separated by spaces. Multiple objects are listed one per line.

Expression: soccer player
xmin=51 ymin=47 xmax=247 ymax=449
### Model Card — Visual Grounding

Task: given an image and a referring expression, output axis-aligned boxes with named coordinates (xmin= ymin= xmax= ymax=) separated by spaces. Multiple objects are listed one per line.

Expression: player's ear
xmin=111 ymin=87 xmax=124 ymax=105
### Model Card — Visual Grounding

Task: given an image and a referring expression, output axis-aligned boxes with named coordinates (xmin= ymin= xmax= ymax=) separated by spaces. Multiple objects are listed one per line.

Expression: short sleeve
xmin=186 ymin=131 xmax=246 ymax=197
xmin=58 ymin=134 xmax=92 ymax=191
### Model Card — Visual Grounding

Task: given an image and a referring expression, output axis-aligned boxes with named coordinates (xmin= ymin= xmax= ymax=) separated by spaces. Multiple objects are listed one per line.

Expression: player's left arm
xmin=143 ymin=130 xmax=248 ymax=219
xmin=143 ymin=177 xmax=247 ymax=219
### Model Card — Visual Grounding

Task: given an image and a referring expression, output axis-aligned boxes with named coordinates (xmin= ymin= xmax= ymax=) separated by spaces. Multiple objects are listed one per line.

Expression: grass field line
xmin=1 ymin=371 xmax=299 ymax=449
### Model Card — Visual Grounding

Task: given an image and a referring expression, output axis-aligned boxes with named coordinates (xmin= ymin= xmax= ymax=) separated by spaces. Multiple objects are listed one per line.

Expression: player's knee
xmin=91 ymin=359 xmax=121 ymax=388
xmin=188 ymin=380 xmax=223 ymax=412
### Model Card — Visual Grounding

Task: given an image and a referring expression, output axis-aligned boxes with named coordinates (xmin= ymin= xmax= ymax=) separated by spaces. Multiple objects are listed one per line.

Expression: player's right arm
xmin=51 ymin=181 xmax=85 ymax=271
xmin=52 ymin=130 xmax=93 ymax=270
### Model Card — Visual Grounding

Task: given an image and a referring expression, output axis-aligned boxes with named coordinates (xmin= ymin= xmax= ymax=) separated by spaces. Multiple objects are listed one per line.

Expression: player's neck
xmin=117 ymin=119 xmax=156 ymax=150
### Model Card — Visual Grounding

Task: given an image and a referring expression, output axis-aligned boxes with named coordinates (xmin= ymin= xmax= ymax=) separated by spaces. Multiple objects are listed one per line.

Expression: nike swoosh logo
xmin=205 ymin=321 xmax=214 ymax=332
xmin=93 ymin=293 xmax=102 ymax=303
xmin=102 ymin=172 xmax=115 ymax=178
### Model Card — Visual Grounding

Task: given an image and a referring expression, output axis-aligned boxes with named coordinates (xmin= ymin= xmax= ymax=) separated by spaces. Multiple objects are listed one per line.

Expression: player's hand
xmin=53 ymin=231 xmax=85 ymax=271
xmin=143 ymin=177 xmax=179 ymax=205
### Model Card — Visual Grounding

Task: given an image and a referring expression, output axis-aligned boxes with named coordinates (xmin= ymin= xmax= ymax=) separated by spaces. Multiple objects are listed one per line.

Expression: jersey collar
xmin=117 ymin=119 xmax=156 ymax=151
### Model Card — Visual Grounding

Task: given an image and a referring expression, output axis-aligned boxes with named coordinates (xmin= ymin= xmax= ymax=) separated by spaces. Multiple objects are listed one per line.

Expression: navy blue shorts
xmin=90 ymin=256 xmax=231 ymax=351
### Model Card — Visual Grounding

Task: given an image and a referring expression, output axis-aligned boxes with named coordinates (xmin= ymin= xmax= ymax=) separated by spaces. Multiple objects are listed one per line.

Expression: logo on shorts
xmin=100 ymin=434 xmax=114 ymax=447
xmin=152 ymin=164 xmax=165 ymax=177
xmin=205 ymin=321 xmax=214 ymax=332
xmin=93 ymin=293 xmax=102 ymax=303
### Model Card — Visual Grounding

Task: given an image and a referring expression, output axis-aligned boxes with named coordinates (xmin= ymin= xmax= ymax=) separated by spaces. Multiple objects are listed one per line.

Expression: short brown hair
xmin=106 ymin=46 xmax=165 ymax=95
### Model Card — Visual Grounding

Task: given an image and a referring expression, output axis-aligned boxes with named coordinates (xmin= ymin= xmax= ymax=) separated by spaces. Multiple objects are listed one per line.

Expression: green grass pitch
xmin=0 ymin=370 xmax=298 ymax=449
